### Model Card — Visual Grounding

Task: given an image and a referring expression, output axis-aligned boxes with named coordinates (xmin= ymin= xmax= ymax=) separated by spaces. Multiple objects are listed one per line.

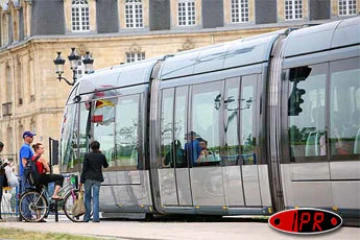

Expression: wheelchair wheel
xmin=19 ymin=191 xmax=48 ymax=222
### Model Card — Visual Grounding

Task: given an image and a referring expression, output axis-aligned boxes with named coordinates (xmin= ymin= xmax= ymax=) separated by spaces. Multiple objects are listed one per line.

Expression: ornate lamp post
xmin=53 ymin=48 xmax=94 ymax=86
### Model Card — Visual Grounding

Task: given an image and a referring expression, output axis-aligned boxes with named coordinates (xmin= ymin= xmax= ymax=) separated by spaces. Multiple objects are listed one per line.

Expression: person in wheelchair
xmin=31 ymin=143 xmax=64 ymax=200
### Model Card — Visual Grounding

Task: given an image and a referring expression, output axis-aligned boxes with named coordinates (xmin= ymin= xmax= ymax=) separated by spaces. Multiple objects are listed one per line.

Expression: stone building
xmin=0 ymin=0 xmax=358 ymax=173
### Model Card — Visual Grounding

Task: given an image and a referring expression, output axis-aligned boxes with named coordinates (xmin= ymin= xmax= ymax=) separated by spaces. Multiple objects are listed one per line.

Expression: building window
xmin=338 ymin=0 xmax=357 ymax=16
xmin=126 ymin=52 xmax=145 ymax=63
xmin=178 ymin=0 xmax=196 ymax=26
xmin=17 ymin=62 xmax=23 ymax=105
xmin=231 ymin=0 xmax=249 ymax=23
xmin=285 ymin=0 xmax=303 ymax=20
xmin=6 ymin=65 xmax=12 ymax=101
xmin=75 ymin=57 xmax=84 ymax=79
xmin=72 ymin=0 xmax=90 ymax=32
xmin=7 ymin=127 xmax=13 ymax=154
xmin=125 ymin=0 xmax=144 ymax=28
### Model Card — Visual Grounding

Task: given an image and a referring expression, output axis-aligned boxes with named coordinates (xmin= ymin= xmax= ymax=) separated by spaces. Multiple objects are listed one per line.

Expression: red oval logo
xmin=268 ymin=208 xmax=343 ymax=235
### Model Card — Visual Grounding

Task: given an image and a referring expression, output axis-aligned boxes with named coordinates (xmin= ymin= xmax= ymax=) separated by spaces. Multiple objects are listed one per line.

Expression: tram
xmin=59 ymin=17 xmax=360 ymax=220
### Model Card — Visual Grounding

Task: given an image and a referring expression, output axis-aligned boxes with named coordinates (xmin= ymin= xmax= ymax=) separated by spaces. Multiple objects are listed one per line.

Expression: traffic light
xmin=288 ymin=86 xmax=306 ymax=116
xmin=288 ymin=66 xmax=311 ymax=116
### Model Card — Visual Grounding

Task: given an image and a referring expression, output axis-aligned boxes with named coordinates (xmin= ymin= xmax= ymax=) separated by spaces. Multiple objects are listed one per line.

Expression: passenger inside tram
xmin=164 ymin=140 xmax=186 ymax=168
xmin=196 ymin=138 xmax=216 ymax=165
xmin=184 ymin=131 xmax=202 ymax=167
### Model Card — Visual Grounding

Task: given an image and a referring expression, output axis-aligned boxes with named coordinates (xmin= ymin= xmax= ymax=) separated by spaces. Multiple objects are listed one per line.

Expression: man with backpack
xmin=19 ymin=131 xmax=35 ymax=221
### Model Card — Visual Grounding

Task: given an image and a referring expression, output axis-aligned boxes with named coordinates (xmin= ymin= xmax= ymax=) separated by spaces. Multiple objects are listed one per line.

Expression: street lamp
xmin=82 ymin=51 xmax=94 ymax=74
xmin=53 ymin=48 xmax=94 ymax=86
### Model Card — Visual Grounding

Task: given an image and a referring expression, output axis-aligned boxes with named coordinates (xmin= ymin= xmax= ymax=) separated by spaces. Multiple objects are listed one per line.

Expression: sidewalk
xmin=1 ymin=219 xmax=359 ymax=240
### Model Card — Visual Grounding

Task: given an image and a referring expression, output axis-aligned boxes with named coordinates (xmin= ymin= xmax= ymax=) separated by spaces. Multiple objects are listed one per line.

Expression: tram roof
xmin=283 ymin=16 xmax=360 ymax=58
xmin=159 ymin=29 xmax=289 ymax=80
xmin=75 ymin=56 xmax=165 ymax=95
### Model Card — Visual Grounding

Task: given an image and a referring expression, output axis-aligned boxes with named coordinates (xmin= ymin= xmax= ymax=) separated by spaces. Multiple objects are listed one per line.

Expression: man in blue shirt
xmin=19 ymin=131 xmax=35 ymax=220
xmin=184 ymin=131 xmax=202 ymax=166
xmin=19 ymin=131 xmax=35 ymax=180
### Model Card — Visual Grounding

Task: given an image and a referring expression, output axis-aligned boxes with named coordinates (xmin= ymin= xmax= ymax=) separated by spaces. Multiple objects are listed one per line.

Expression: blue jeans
xmin=20 ymin=175 xmax=32 ymax=219
xmin=84 ymin=179 xmax=101 ymax=222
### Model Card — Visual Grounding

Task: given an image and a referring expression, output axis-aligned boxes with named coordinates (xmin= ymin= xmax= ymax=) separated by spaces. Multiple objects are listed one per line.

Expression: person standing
xmin=19 ymin=131 xmax=35 ymax=189
xmin=184 ymin=131 xmax=202 ymax=166
xmin=80 ymin=141 xmax=108 ymax=222
xmin=0 ymin=141 xmax=5 ymax=220
xmin=19 ymin=131 xmax=35 ymax=221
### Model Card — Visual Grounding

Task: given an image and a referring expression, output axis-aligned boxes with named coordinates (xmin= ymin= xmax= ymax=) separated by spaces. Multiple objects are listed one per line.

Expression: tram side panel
xmin=154 ymin=66 xmax=273 ymax=215
xmin=97 ymin=85 xmax=154 ymax=214
xmin=279 ymin=47 xmax=360 ymax=218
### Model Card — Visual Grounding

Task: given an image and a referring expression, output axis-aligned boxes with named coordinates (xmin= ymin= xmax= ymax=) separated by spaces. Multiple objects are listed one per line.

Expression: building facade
xmin=0 ymin=0 xmax=358 ymax=173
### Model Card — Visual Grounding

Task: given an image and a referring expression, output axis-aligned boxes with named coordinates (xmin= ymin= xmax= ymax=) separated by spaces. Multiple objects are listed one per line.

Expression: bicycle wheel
xmin=63 ymin=190 xmax=92 ymax=222
xmin=19 ymin=191 xmax=48 ymax=222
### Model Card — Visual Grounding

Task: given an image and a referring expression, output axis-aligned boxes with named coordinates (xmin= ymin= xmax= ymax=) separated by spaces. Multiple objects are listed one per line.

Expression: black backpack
xmin=24 ymin=155 xmax=41 ymax=186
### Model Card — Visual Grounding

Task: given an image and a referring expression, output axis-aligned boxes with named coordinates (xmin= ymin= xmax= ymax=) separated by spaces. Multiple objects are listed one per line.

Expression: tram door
xmin=189 ymin=81 xmax=226 ymax=209
xmin=174 ymin=87 xmax=193 ymax=206
xmin=159 ymin=87 xmax=193 ymax=208
xmin=237 ymin=75 xmax=262 ymax=207
xmin=222 ymin=75 xmax=262 ymax=208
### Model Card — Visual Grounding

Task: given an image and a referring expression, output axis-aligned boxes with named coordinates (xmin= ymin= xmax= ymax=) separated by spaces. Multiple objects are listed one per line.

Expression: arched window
xmin=8 ymin=12 xmax=12 ymax=44
xmin=7 ymin=127 xmax=13 ymax=154
xmin=6 ymin=65 xmax=12 ymax=101
xmin=31 ymin=121 xmax=36 ymax=135
xmin=2 ymin=14 xmax=8 ymax=46
xmin=125 ymin=0 xmax=143 ymax=28
xmin=72 ymin=0 xmax=90 ymax=32
xmin=16 ymin=61 xmax=23 ymax=105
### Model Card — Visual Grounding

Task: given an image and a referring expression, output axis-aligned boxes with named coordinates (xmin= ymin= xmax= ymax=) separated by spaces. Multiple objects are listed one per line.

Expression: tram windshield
xmin=60 ymin=103 xmax=79 ymax=172
xmin=60 ymin=94 xmax=93 ymax=173
xmin=59 ymin=90 xmax=142 ymax=172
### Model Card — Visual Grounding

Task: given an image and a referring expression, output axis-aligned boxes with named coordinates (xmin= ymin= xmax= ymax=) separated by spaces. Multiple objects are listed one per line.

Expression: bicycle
xmin=19 ymin=174 xmax=89 ymax=222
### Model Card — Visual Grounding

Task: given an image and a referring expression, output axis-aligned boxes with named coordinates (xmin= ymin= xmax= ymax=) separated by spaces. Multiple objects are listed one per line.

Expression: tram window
xmin=93 ymin=97 xmax=117 ymax=170
xmin=161 ymin=88 xmax=174 ymax=168
xmin=60 ymin=104 xmax=77 ymax=172
xmin=287 ymin=64 xmax=327 ymax=162
xmin=78 ymin=101 xmax=91 ymax=164
xmin=191 ymin=81 xmax=222 ymax=167
xmin=67 ymin=85 xmax=78 ymax=104
xmin=222 ymin=77 xmax=240 ymax=166
xmin=240 ymin=75 xmax=258 ymax=165
xmin=174 ymin=87 xmax=188 ymax=168
xmin=329 ymin=58 xmax=360 ymax=160
xmin=114 ymin=95 xmax=141 ymax=170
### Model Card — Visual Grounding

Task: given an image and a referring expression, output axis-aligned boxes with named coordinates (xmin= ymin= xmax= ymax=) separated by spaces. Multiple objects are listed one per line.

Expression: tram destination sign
xmin=268 ymin=208 xmax=342 ymax=235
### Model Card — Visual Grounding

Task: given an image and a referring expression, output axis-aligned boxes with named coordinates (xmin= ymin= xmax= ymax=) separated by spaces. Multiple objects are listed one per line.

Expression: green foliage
xmin=0 ymin=227 xmax=102 ymax=240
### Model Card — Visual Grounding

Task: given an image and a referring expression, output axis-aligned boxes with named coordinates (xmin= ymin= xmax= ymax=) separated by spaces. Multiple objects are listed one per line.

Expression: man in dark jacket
xmin=80 ymin=141 xmax=108 ymax=222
